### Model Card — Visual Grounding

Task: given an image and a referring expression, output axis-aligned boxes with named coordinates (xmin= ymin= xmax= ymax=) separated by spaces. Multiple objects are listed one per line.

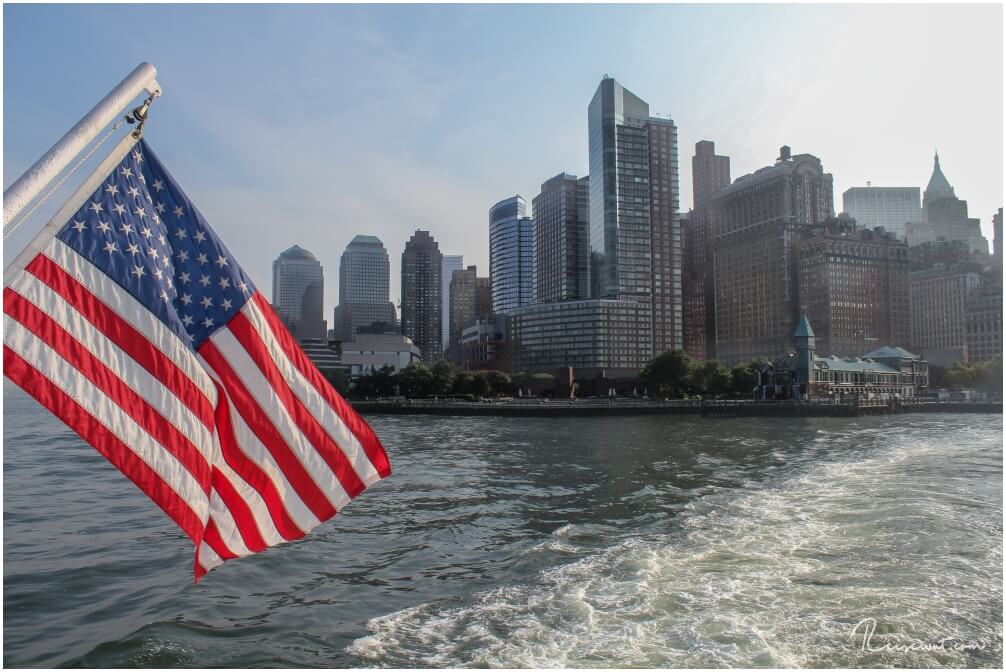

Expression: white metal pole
xmin=3 ymin=62 xmax=161 ymax=228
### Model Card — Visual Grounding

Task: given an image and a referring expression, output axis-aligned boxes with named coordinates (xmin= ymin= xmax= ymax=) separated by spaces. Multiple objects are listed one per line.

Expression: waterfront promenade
xmin=352 ymin=397 xmax=1002 ymax=418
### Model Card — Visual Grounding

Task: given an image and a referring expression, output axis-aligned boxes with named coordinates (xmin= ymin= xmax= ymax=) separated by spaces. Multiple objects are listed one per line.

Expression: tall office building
xmin=401 ymin=230 xmax=443 ymax=364
xmin=994 ymin=208 xmax=1003 ymax=261
xmin=441 ymin=254 xmax=464 ymax=351
xmin=489 ymin=196 xmax=535 ymax=314
xmin=910 ymin=262 xmax=983 ymax=366
xmin=842 ymin=187 xmax=921 ymax=239
xmin=333 ymin=235 xmax=396 ymax=340
xmin=684 ymin=140 xmax=731 ymax=359
xmin=272 ymin=244 xmax=326 ymax=341
xmin=966 ymin=269 xmax=1002 ymax=364
xmin=448 ymin=265 xmax=478 ymax=362
xmin=532 ymin=173 xmax=591 ymax=303
xmin=533 ymin=173 xmax=591 ymax=303
xmin=693 ymin=140 xmax=731 ymax=213
xmin=798 ymin=217 xmax=910 ymax=357
xmin=587 ymin=76 xmax=682 ymax=355
xmin=908 ymin=238 xmax=1001 ymax=365
xmin=917 ymin=152 xmax=988 ymax=253
xmin=476 ymin=276 xmax=492 ymax=316
xmin=711 ymin=146 xmax=835 ymax=364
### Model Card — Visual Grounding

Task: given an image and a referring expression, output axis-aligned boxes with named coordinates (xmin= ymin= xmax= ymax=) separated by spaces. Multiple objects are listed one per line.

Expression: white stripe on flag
xmin=44 ymin=239 xmax=219 ymax=404
xmin=212 ymin=458 xmax=288 ymax=549
xmin=221 ymin=394 xmax=321 ymax=534
xmin=197 ymin=540 xmax=225 ymax=574
xmin=6 ymin=274 xmax=215 ymax=457
xmin=206 ymin=488 xmax=254 ymax=559
xmin=241 ymin=300 xmax=381 ymax=486
xmin=5 ymin=319 xmax=210 ymax=522
xmin=203 ymin=328 xmax=352 ymax=512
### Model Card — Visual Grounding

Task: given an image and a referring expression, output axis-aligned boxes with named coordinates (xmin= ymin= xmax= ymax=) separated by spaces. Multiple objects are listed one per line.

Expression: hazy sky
xmin=4 ymin=3 xmax=1003 ymax=317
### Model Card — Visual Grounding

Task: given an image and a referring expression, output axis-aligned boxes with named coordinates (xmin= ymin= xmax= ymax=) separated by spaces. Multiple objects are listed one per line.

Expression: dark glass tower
xmin=532 ymin=173 xmax=590 ymax=303
xmin=401 ymin=230 xmax=443 ymax=364
xmin=489 ymin=196 xmax=535 ymax=314
xmin=587 ymin=76 xmax=682 ymax=354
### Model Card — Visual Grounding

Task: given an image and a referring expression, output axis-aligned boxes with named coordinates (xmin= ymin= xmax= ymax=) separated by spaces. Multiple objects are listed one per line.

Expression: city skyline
xmin=3 ymin=3 xmax=1003 ymax=319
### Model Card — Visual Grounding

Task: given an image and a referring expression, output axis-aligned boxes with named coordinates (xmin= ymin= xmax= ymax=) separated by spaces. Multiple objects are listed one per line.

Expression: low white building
xmin=338 ymin=333 xmax=422 ymax=376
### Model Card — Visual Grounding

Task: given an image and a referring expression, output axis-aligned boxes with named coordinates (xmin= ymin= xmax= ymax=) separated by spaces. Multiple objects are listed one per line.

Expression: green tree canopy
xmin=691 ymin=359 xmax=732 ymax=398
xmin=729 ymin=358 xmax=765 ymax=398
xmin=485 ymin=370 xmax=512 ymax=396
xmin=322 ymin=368 xmax=350 ymax=397
xmin=351 ymin=364 xmax=397 ymax=399
xmin=453 ymin=371 xmax=474 ymax=395
xmin=641 ymin=349 xmax=694 ymax=398
xmin=431 ymin=359 xmax=457 ymax=396
xmin=398 ymin=362 xmax=434 ymax=398
xmin=945 ymin=355 xmax=1002 ymax=393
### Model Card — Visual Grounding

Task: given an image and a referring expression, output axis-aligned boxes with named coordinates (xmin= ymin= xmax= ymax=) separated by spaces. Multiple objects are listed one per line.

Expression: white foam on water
xmin=348 ymin=425 xmax=1003 ymax=668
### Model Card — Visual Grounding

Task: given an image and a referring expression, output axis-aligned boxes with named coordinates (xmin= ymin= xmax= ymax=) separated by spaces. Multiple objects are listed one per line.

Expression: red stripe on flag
xmin=25 ymin=254 xmax=215 ymax=430
xmin=5 ymin=289 xmax=212 ymax=491
xmin=198 ymin=339 xmax=338 ymax=523
xmin=251 ymin=293 xmax=391 ymax=478
xmin=228 ymin=311 xmax=366 ymax=498
xmin=194 ymin=558 xmax=209 ymax=583
xmin=201 ymin=519 xmax=239 ymax=561
xmin=3 ymin=346 xmax=205 ymax=546
xmin=209 ymin=468 xmax=268 ymax=554
xmin=212 ymin=382 xmax=307 ymax=542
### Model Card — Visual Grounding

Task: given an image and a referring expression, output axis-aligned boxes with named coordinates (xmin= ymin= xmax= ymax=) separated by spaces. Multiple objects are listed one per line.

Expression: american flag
xmin=3 ymin=139 xmax=391 ymax=581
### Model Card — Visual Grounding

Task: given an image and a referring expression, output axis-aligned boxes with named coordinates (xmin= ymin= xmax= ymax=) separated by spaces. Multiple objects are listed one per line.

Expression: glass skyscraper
xmin=271 ymin=244 xmax=326 ymax=341
xmin=587 ymin=76 xmax=682 ymax=355
xmin=532 ymin=173 xmax=590 ymax=303
xmin=333 ymin=235 xmax=396 ymax=340
xmin=489 ymin=195 xmax=535 ymax=314
xmin=842 ymin=187 xmax=921 ymax=239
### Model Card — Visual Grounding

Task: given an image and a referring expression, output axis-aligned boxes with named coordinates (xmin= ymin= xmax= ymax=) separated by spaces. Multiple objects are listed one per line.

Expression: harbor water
xmin=3 ymin=384 xmax=1002 ymax=667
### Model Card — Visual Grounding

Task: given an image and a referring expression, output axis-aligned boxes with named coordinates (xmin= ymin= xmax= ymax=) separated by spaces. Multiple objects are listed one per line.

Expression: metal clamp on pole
xmin=3 ymin=62 xmax=162 ymax=229
xmin=126 ymin=91 xmax=158 ymax=139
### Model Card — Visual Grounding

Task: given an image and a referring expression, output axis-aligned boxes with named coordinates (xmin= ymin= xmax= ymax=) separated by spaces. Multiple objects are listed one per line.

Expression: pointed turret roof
xmin=794 ymin=315 xmax=815 ymax=338
xmin=924 ymin=150 xmax=955 ymax=201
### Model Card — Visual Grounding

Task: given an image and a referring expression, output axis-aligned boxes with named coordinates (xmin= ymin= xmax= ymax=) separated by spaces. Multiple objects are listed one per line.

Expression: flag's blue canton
xmin=56 ymin=140 xmax=257 ymax=349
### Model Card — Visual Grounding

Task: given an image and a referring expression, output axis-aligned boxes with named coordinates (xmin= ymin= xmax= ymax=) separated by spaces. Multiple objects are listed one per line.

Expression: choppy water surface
xmin=3 ymin=384 xmax=1002 ymax=667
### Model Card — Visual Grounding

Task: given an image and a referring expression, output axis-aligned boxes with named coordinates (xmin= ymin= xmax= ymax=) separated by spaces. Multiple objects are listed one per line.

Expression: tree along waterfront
xmin=336 ymin=351 xmax=1002 ymax=404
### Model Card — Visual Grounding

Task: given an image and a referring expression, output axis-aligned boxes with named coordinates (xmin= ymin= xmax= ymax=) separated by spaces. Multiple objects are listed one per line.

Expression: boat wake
xmin=348 ymin=427 xmax=1003 ymax=668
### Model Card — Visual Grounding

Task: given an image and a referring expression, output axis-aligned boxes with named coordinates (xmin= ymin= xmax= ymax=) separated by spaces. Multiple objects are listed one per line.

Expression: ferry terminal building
xmin=756 ymin=317 xmax=929 ymax=400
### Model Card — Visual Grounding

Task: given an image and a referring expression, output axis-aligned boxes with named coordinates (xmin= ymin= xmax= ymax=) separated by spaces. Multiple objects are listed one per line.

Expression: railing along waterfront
xmin=350 ymin=396 xmax=1001 ymax=418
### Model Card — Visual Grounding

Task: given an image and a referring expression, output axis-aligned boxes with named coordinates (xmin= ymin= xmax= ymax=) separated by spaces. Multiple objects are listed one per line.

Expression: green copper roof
xmin=924 ymin=151 xmax=955 ymax=200
xmin=794 ymin=315 xmax=815 ymax=338
xmin=814 ymin=356 xmax=899 ymax=374
xmin=863 ymin=346 xmax=920 ymax=360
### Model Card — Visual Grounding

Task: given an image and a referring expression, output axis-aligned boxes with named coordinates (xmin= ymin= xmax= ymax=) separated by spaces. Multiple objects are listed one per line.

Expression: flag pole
xmin=2 ymin=131 xmax=139 ymax=287
xmin=3 ymin=62 xmax=161 ymax=229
